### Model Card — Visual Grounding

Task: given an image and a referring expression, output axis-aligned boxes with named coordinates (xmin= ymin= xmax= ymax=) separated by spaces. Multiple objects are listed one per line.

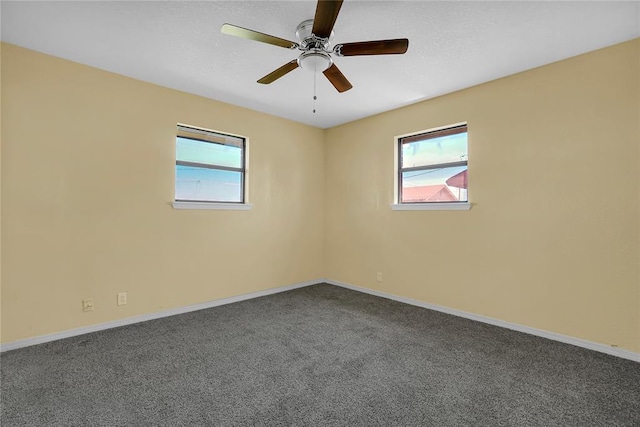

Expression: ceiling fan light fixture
xmin=298 ymin=50 xmax=332 ymax=72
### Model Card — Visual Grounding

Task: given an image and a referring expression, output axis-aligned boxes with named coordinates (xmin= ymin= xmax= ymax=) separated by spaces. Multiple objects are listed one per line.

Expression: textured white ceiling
xmin=2 ymin=1 xmax=639 ymax=129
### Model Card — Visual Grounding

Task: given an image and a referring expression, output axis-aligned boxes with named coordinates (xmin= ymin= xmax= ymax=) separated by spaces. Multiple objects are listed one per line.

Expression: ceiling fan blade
xmin=323 ymin=63 xmax=352 ymax=93
xmin=335 ymin=39 xmax=409 ymax=56
xmin=221 ymin=23 xmax=298 ymax=49
xmin=257 ymin=60 xmax=300 ymax=84
xmin=312 ymin=0 xmax=343 ymax=38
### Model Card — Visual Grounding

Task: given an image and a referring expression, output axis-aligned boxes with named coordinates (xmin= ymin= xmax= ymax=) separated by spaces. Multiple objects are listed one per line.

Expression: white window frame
xmin=392 ymin=122 xmax=471 ymax=211
xmin=172 ymin=124 xmax=252 ymax=211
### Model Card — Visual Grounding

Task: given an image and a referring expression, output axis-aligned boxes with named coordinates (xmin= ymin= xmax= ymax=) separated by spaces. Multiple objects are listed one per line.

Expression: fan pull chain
xmin=313 ymin=69 xmax=317 ymax=114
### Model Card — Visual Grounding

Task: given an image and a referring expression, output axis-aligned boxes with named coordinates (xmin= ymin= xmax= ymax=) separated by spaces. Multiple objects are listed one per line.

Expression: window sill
xmin=172 ymin=201 xmax=253 ymax=211
xmin=391 ymin=202 xmax=471 ymax=211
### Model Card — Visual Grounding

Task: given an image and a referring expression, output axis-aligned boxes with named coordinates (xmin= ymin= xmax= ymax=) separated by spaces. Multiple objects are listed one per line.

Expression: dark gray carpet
xmin=1 ymin=284 xmax=639 ymax=426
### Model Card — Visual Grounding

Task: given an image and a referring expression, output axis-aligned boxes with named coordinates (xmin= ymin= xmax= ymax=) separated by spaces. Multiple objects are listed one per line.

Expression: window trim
xmin=390 ymin=202 xmax=471 ymax=211
xmin=173 ymin=124 xmax=251 ymax=210
xmin=393 ymin=122 xmax=470 ymax=211
xmin=172 ymin=201 xmax=253 ymax=210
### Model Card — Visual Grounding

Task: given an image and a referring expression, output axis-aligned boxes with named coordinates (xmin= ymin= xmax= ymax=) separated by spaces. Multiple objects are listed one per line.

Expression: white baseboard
xmin=0 ymin=279 xmax=319 ymax=353
xmin=3 ymin=278 xmax=639 ymax=363
xmin=325 ymin=279 xmax=640 ymax=363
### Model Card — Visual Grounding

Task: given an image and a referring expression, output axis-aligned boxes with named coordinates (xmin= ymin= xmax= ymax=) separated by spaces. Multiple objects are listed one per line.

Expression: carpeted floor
xmin=1 ymin=283 xmax=639 ymax=426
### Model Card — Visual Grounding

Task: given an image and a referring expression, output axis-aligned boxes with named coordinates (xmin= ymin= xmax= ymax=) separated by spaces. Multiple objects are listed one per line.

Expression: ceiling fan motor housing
xmin=296 ymin=19 xmax=334 ymax=72
xmin=296 ymin=19 xmax=333 ymax=46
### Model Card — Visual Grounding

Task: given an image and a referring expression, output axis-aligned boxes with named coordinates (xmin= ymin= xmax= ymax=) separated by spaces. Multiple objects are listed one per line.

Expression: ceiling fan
xmin=221 ymin=0 xmax=409 ymax=93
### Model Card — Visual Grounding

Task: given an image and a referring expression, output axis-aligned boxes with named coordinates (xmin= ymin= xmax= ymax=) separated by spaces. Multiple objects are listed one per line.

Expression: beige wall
xmin=325 ymin=39 xmax=640 ymax=353
xmin=1 ymin=44 xmax=325 ymax=343
xmin=2 ymin=40 xmax=639 ymax=354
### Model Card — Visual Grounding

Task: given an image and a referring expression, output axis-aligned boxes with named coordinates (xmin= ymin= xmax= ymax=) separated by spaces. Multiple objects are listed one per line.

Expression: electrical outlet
xmin=82 ymin=298 xmax=94 ymax=312
xmin=117 ymin=292 xmax=127 ymax=306
xmin=377 ymin=272 xmax=383 ymax=282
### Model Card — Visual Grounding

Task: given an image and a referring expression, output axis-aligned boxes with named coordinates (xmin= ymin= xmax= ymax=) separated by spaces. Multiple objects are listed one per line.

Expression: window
xmin=174 ymin=124 xmax=249 ymax=209
xmin=395 ymin=123 xmax=469 ymax=210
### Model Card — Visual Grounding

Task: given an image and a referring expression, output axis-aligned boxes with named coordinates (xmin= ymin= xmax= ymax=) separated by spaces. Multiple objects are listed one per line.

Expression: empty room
xmin=1 ymin=1 xmax=639 ymax=425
